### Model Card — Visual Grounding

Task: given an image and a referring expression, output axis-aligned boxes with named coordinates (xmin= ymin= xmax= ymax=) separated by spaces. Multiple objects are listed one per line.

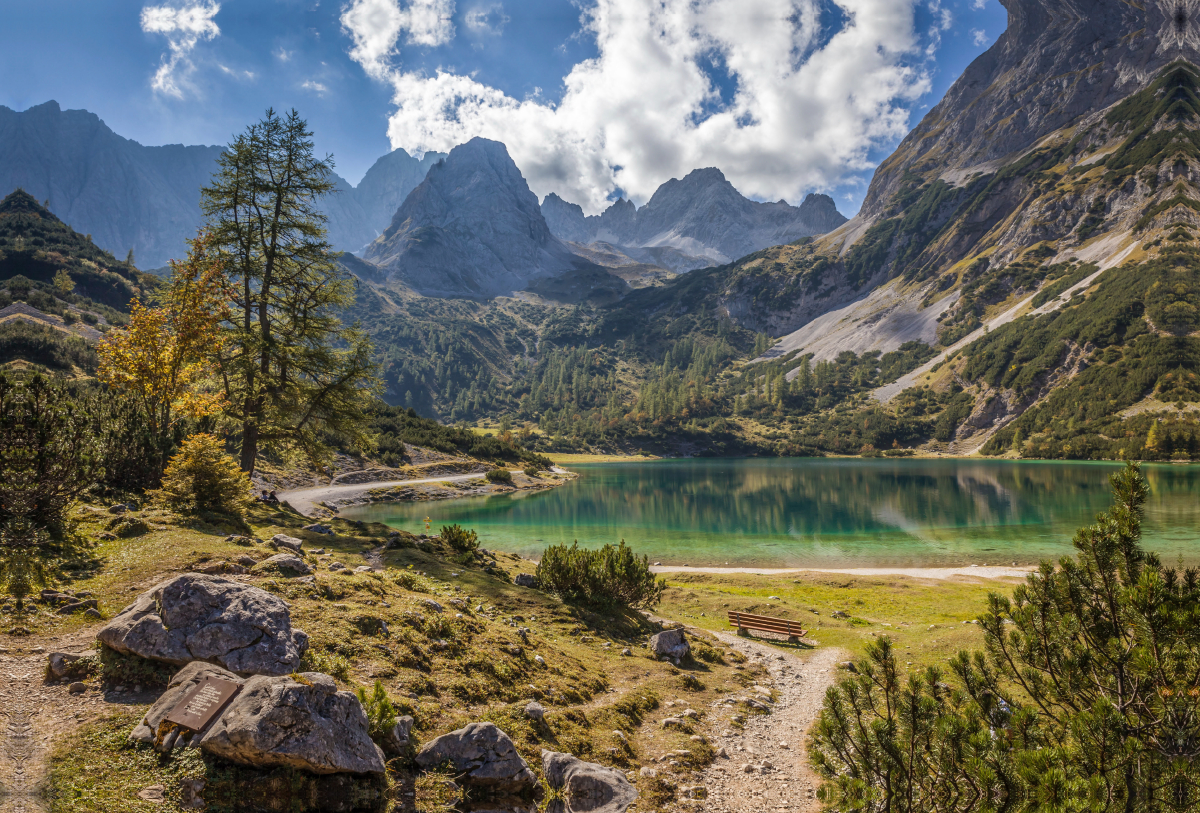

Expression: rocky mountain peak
xmin=365 ymin=137 xmax=596 ymax=298
xmin=860 ymin=0 xmax=1200 ymax=219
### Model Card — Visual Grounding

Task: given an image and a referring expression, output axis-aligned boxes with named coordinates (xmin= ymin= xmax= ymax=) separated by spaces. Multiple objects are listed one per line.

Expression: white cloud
xmin=465 ymin=3 xmax=510 ymax=35
xmin=275 ymin=47 xmax=294 ymax=62
xmin=302 ymin=79 xmax=330 ymax=95
xmin=971 ymin=28 xmax=989 ymax=46
xmin=345 ymin=0 xmax=934 ymax=214
xmin=340 ymin=0 xmax=454 ymax=80
xmin=140 ymin=1 xmax=221 ymax=98
xmin=218 ymin=64 xmax=255 ymax=81
xmin=970 ymin=0 xmax=986 ymax=9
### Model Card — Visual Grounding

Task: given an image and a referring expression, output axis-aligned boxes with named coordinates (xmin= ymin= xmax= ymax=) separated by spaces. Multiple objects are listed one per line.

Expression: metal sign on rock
xmin=164 ymin=676 xmax=241 ymax=732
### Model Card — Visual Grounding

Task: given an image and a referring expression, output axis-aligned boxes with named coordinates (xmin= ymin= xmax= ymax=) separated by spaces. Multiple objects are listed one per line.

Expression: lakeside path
xmin=281 ymin=471 xmax=517 ymax=517
xmin=651 ymin=564 xmax=1036 ymax=580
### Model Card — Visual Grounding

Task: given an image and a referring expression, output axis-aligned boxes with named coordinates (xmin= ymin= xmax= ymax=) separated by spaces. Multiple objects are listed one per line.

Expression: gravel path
xmin=695 ymin=636 xmax=846 ymax=812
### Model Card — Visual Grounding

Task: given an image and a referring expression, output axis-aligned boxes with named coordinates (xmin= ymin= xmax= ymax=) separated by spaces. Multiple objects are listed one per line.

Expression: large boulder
xmin=648 ymin=628 xmax=689 ymax=664
xmin=199 ymin=672 xmax=386 ymax=775
xmin=130 ymin=661 xmax=243 ymax=744
xmin=542 ymin=750 xmax=637 ymax=813
xmin=97 ymin=574 xmax=308 ymax=676
xmin=415 ymin=722 xmax=537 ymax=796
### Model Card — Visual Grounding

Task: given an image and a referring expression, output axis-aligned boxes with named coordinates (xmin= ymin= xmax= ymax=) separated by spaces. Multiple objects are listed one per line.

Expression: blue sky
xmin=0 ymin=0 xmax=1007 ymax=216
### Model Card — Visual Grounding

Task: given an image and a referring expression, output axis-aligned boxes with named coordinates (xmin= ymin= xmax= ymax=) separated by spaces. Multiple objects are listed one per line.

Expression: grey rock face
xmin=383 ymin=715 xmax=415 ymax=755
xmin=365 ymin=138 xmax=613 ymax=299
xmin=96 ymin=574 xmax=308 ymax=676
xmin=415 ymin=722 xmax=537 ymax=796
xmin=542 ymin=750 xmax=638 ymax=813
xmin=199 ymin=671 xmax=386 ymax=775
xmin=860 ymin=0 xmax=1200 ymax=219
xmin=0 ymin=102 xmax=440 ymax=267
xmin=648 ymin=629 xmax=690 ymax=664
xmin=542 ymin=169 xmax=846 ymax=265
xmin=270 ymin=534 xmax=304 ymax=553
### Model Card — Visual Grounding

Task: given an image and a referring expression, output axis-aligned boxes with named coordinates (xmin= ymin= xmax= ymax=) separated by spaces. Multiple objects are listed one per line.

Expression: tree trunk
xmin=240 ymin=418 xmax=258 ymax=478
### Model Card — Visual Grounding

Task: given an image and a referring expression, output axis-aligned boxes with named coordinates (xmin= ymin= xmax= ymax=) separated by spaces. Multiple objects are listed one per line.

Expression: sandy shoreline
xmin=650 ymin=564 xmax=1036 ymax=580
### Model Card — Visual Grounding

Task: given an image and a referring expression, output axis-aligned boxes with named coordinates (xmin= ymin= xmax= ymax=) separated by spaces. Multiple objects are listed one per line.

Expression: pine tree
xmin=201 ymin=109 xmax=378 ymax=476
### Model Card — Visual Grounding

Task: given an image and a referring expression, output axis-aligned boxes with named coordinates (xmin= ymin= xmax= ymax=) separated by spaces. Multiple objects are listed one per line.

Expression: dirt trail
xmin=694 ymin=636 xmax=846 ymax=812
xmin=0 ymin=655 xmax=51 ymax=813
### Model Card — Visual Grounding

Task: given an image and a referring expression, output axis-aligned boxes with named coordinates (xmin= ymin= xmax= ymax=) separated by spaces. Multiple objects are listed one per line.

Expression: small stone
xmin=136 ymin=785 xmax=165 ymax=803
xmin=621 ymin=648 xmax=632 ymax=656
xmin=424 ymin=600 xmax=444 ymax=613
xmin=525 ymin=701 xmax=546 ymax=721
xmin=68 ymin=682 xmax=86 ymax=694
xmin=640 ymin=767 xmax=658 ymax=779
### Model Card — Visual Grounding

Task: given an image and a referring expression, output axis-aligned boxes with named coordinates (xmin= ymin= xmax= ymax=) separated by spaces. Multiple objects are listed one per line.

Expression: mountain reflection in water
xmin=344 ymin=459 xmax=1200 ymax=569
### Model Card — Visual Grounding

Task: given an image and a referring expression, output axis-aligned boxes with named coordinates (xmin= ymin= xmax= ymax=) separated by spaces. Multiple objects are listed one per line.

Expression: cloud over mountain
xmin=341 ymin=0 xmax=934 ymax=215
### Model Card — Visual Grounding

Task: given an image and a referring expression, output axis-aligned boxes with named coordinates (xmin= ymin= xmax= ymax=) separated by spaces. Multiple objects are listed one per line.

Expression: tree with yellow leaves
xmin=97 ymin=232 xmax=229 ymax=479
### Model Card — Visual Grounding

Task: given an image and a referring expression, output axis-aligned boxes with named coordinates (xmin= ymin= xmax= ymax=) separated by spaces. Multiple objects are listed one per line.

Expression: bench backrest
xmin=728 ymin=610 xmax=807 ymax=637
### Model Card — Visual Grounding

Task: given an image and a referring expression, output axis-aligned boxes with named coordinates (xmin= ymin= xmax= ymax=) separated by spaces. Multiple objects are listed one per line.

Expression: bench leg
xmin=788 ymin=635 xmax=800 ymax=644
xmin=737 ymin=627 xmax=751 ymax=637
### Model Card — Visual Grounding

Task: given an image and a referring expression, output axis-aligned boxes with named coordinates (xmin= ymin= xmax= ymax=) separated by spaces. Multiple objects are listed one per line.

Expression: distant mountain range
xmin=0 ymin=101 xmax=442 ymax=268
xmin=542 ymin=170 xmax=846 ymax=270
xmin=364 ymin=138 xmax=627 ymax=301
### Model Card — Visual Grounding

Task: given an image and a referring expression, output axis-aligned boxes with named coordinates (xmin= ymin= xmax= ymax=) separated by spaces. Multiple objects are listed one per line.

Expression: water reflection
xmin=344 ymin=460 xmax=1200 ymax=568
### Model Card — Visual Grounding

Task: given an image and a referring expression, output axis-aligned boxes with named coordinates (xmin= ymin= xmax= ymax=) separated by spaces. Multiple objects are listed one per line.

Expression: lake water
xmin=342 ymin=459 xmax=1200 ymax=569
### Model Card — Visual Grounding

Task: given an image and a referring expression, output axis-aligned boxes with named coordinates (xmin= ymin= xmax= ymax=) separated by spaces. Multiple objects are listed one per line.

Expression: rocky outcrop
xmin=366 ymin=138 xmax=617 ymax=299
xmin=542 ymin=169 xmax=846 ymax=266
xmin=648 ymin=629 xmax=690 ymax=664
xmin=130 ymin=661 xmax=241 ymax=744
xmin=858 ymin=0 xmax=1200 ymax=221
xmin=200 ymin=671 xmax=386 ymax=775
xmin=415 ymin=722 xmax=538 ymax=796
xmin=542 ymin=750 xmax=638 ymax=813
xmin=96 ymin=574 xmax=308 ymax=676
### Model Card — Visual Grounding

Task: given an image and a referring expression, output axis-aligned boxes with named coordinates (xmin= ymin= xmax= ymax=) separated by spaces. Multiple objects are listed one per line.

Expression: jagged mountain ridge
xmin=0 ymin=101 xmax=443 ymax=267
xmin=541 ymin=169 xmax=846 ymax=269
xmin=364 ymin=138 xmax=627 ymax=301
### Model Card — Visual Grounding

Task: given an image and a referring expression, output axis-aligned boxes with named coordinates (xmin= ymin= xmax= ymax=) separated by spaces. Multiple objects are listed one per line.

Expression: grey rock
xmin=130 ymin=661 xmax=243 ymax=744
xmin=382 ymin=715 xmax=414 ymax=755
xmin=270 ymin=534 xmax=303 ymax=554
xmin=415 ymin=722 xmax=537 ymax=796
xmin=648 ymin=629 xmax=689 ymax=663
xmin=96 ymin=574 xmax=308 ymax=676
xmin=514 ymin=574 xmax=537 ymax=588
xmin=47 ymin=651 xmax=86 ymax=679
xmin=198 ymin=671 xmax=386 ymax=775
xmin=254 ymin=553 xmax=313 ymax=577
xmin=524 ymin=701 xmax=545 ymax=722
xmin=68 ymin=682 xmax=85 ymax=694
xmin=542 ymin=750 xmax=638 ymax=813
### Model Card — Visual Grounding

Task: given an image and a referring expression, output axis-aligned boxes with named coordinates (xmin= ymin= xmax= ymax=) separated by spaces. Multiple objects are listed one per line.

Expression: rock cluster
xmin=415 ymin=722 xmax=538 ymax=796
xmin=97 ymin=574 xmax=308 ymax=676
xmin=132 ymin=662 xmax=386 ymax=775
xmin=648 ymin=628 xmax=690 ymax=664
xmin=542 ymin=750 xmax=637 ymax=813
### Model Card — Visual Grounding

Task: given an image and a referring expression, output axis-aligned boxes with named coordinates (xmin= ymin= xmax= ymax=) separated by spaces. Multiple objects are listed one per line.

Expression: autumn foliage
xmin=96 ymin=232 xmax=229 ymax=476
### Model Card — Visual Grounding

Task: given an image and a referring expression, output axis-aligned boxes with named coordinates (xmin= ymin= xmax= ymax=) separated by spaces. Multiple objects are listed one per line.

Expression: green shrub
xmin=441 ymin=524 xmax=479 ymax=554
xmin=355 ymin=680 xmax=398 ymax=747
xmin=523 ymin=465 xmax=541 ymax=477
xmin=535 ymin=540 xmax=666 ymax=610
xmin=151 ymin=433 xmax=251 ymax=516
xmin=485 ymin=468 xmax=513 ymax=484
xmin=300 ymin=648 xmax=351 ymax=681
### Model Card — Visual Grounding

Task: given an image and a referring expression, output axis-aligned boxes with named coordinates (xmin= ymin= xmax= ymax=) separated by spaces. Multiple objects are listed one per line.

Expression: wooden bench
xmin=728 ymin=611 xmax=808 ymax=642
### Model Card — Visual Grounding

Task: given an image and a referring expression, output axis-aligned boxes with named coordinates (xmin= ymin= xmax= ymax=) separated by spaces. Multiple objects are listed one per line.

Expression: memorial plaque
xmin=164 ymin=677 xmax=241 ymax=732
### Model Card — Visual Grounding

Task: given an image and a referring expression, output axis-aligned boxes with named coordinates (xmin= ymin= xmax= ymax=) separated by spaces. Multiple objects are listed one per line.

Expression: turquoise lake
xmin=341 ymin=459 xmax=1200 ymax=569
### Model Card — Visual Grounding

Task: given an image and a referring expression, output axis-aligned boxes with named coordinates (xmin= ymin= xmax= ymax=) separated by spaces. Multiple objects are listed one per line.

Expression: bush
xmin=355 ymin=680 xmax=399 ymax=748
xmin=485 ymin=468 xmax=513 ymax=485
xmin=300 ymin=648 xmax=351 ymax=681
xmin=523 ymin=465 xmax=541 ymax=477
xmin=440 ymin=524 xmax=479 ymax=554
xmin=151 ymin=433 xmax=252 ymax=516
xmin=535 ymin=540 xmax=666 ymax=610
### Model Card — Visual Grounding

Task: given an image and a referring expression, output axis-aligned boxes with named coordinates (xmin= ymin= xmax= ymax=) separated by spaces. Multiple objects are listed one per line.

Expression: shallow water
xmin=342 ymin=458 xmax=1200 ymax=569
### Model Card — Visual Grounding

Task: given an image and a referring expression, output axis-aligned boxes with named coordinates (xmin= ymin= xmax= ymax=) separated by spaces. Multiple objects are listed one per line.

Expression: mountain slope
xmin=542 ymin=169 xmax=846 ymax=268
xmin=364 ymin=138 xmax=625 ymax=300
xmin=0 ymin=102 xmax=442 ymax=267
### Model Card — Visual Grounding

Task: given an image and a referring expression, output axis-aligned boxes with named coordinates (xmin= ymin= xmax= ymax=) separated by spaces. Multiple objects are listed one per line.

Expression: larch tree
xmin=200 ymin=108 xmax=377 ymax=477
